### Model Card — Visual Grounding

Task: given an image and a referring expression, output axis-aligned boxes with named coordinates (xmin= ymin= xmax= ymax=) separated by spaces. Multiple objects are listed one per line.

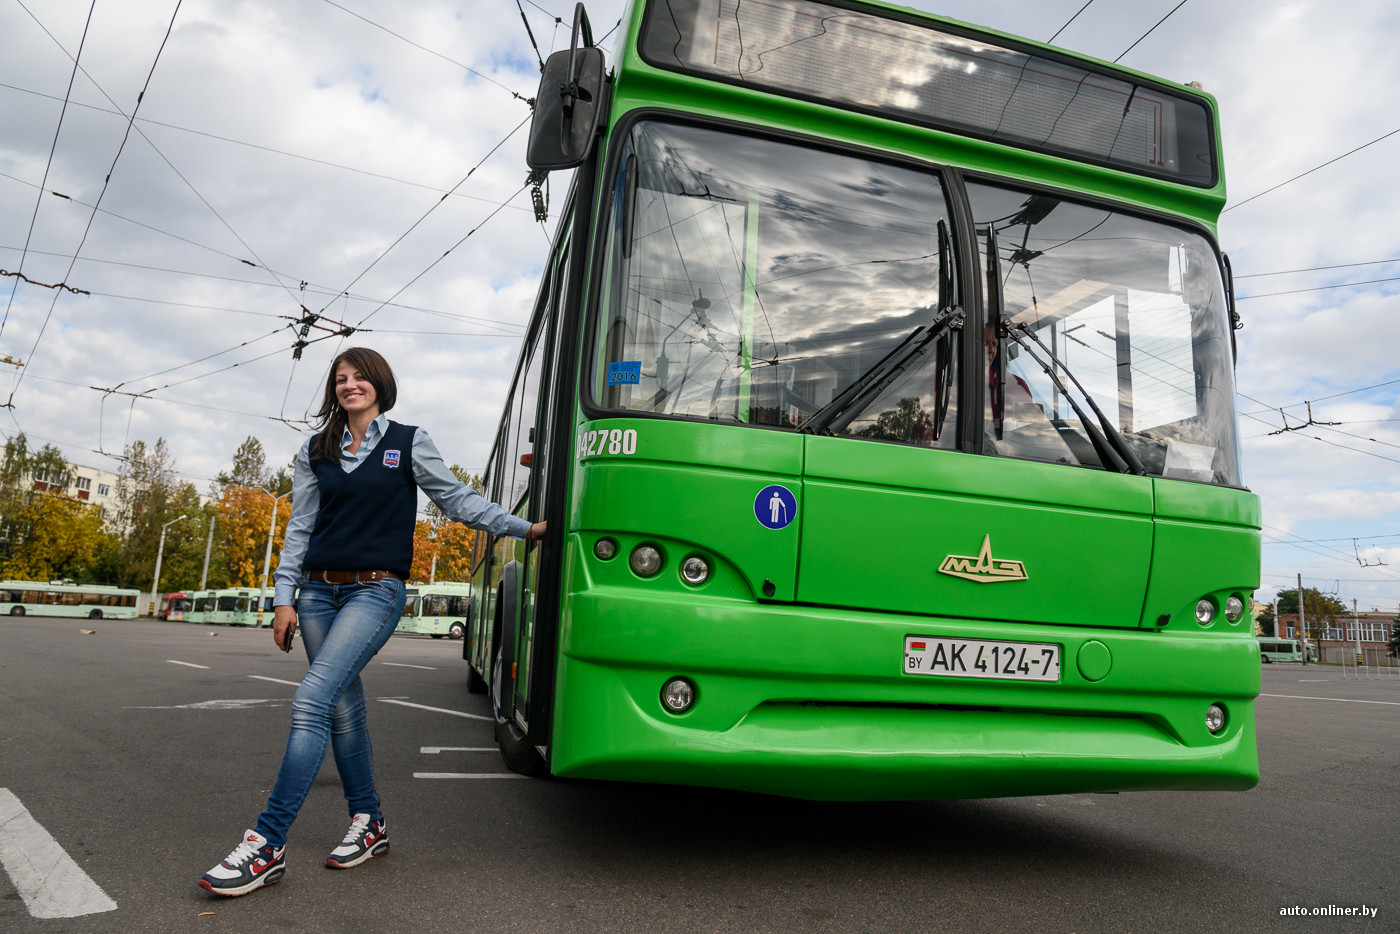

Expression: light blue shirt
xmin=273 ymin=414 xmax=531 ymax=605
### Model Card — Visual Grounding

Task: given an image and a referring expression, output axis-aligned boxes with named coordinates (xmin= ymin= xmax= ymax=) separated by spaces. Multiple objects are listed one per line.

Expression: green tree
xmin=110 ymin=438 xmax=185 ymax=589
xmin=856 ymin=397 xmax=936 ymax=445
xmin=1388 ymin=621 xmax=1400 ymax=659
xmin=215 ymin=436 xmax=269 ymax=492
xmin=0 ymin=488 xmax=109 ymax=582
xmin=1256 ymin=602 xmax=1276 ymax=637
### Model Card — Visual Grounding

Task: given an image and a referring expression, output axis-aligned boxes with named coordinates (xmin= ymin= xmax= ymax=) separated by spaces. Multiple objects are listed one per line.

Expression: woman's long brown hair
xmin=310 ymin=347 xmax=398 ymax=463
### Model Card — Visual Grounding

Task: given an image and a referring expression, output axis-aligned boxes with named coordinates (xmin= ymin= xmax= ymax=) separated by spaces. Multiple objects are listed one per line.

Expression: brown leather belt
xmin=305 ymin=569 xmax=398 ymax=584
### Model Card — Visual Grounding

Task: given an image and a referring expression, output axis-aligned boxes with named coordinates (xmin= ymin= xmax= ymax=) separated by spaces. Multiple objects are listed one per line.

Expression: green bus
xmin=185 ymin=588 xmax=273 ymax=627
xmin=398 ymin=582 xmax=473 ymax=639
xmin=463 ymin=0 xmax=1261 ymax=799
xmin=0 ymin=580 xmax=140 ymax=619
xmin=1257 ymin=638 xmax=1314 ymax=664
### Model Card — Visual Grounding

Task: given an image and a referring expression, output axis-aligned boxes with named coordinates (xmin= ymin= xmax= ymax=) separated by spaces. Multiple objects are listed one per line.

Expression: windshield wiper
xmin=801 ymin=306 xmax=963 ymax=436
xmin=1002 ymin=321 xmax=1146 ymax=475
xmin=801 ymin=220 xmax=962 ymax=438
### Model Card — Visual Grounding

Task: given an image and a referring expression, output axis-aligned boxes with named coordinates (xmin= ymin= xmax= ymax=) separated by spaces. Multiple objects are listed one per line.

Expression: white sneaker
xmin=325 ymin=813 xmax=389 ymax=869
xmin=199 ymin=829 xmax=286 ymax=896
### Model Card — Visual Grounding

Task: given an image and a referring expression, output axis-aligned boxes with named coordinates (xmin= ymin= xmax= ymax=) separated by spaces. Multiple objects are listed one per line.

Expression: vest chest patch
xmin=383 ymin=449 xmax=401 ymax=468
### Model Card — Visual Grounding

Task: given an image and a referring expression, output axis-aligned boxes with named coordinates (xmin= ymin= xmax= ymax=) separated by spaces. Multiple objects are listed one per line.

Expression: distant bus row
xmin=159 ymin=581 xmax=473 ymax=638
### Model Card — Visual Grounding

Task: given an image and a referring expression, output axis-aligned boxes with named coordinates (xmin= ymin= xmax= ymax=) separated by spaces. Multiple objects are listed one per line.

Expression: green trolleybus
xmin=398 ymin=582 xmax=473 ymax=639
xmin=0 ymin=580 xmax=140 ymax=619
xmin=463 ymin=0 xmax=1261 ymax=799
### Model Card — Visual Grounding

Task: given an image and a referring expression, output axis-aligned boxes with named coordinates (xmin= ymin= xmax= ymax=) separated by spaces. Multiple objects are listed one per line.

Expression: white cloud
xmin=2 ymin=0 xmax=1398 ymax=607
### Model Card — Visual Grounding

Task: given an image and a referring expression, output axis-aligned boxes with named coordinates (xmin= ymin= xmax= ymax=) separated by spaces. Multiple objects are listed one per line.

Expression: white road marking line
xmin=377 ymin=699 xmax=492 ymax=721
xmin=382 ymin=662 xmax=436 ymax=670
xmin=420 ymin=747 xmax=497 ymax=754
xmin=249 ymin=675 xmax=301 ymax=687
xmin=0 ymin=788 xmax=117 ymax=919
xmin=1261 ymin=693 xmax=1400 ymax=707
xmin=125 ymin=699 xmax=281 ymax=710
xmin=1298 ymin=679 xmax=1331 ymax=682
xmin=413 ymin=773 xmax=528 ymax=780
xmin=166 ymin=660 xmax=209 ymax=669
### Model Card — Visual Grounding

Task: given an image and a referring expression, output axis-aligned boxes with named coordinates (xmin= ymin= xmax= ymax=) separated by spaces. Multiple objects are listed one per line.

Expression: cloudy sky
xmin=2 ymin=0 xmax=1398 ymax=611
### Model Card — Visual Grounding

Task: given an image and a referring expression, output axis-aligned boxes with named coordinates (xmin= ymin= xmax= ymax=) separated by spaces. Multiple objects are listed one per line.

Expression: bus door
xmin=508 ymin=228 xmax=573 ymax=750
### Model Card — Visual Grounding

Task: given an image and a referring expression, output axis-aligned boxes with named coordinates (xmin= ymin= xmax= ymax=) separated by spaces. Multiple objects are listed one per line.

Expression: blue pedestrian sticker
xmin=754 ymin=485 xmax=797 ymax=530
xmin=607 ymin=361 xmax=642 ymax=385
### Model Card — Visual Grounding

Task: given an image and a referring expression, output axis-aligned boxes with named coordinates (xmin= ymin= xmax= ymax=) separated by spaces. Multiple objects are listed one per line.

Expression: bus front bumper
xmin=550 ymin=588 xmax=1260 ymax=800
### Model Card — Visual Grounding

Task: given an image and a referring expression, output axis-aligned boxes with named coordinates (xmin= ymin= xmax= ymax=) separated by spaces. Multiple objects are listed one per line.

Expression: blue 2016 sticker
xmin=607 ymin=361 xmax=642 ymax=385
xmin=754 ymin=485 xmax=797 ymax=530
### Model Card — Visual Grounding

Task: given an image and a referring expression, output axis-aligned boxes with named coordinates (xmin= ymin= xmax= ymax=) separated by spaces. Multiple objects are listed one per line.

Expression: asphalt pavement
xmin=1 ymin=617 xmax=1395 ymax=934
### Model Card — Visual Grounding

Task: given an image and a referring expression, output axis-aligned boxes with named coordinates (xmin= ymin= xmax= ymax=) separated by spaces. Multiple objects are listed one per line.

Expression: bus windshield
xmin=970 ymin=181 xmax=1241 ymax=485
xmin=594 ymin=120 xmax=959 ymax=447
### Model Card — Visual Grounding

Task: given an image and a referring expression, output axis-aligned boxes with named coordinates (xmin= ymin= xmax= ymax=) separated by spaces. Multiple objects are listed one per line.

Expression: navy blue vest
xmin=304 ymin=421 xmax=418 ymax=578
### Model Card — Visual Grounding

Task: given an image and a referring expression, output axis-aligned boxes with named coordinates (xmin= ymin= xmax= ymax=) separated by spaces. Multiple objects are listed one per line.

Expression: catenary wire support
xmin=528 ymin=169 xmax=550 ymax=222
xmin=0 ymin=269 xmax=90 ymax=296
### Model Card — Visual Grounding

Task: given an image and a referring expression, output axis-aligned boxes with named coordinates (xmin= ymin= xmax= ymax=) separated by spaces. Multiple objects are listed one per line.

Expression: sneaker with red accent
xmin=325 ymin=813 xmax=389 ymax=869
xmin=199 ymin=829 xmax=285 ymax=896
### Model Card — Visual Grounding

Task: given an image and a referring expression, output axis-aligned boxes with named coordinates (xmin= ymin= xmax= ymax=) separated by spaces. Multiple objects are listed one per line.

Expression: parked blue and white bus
xmin=398 ymin=582 xmax=472 ymax=639
xmin=0 ymin=580 xmax=140 ymax=619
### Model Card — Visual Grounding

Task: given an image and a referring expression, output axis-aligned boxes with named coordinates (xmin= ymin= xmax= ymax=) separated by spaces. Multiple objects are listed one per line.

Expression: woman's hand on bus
xmin=526 ymin=521 xmax=547 ymax=542
xmin=273 ymin=605 xmax=298 ymax=653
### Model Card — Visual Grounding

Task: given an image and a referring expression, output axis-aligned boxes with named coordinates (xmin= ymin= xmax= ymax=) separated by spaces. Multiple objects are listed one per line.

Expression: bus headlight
xmin=630 ymin=544 xmax=663 ymax=577
xmin=593 ymin=538 xmax=618 ymax=561
xmin=1206 ymin=703 xmax=1226 ymax=734
xmin=680 ymin=556 xmax=710 ymax=585
xmin=1195 ymin=598 xmax=1216 ymax=625
xmin=661 ymin=677 xmax=696 ymax=713
xmin=1224 ymin=594 xmax=1245 ymax=624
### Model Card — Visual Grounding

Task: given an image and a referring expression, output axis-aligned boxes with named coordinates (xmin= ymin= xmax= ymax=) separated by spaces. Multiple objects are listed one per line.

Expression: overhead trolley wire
xmin=353 ymin=181 xmax=532 ymax=328
xmin=1234 ymin=255 xmax=1400 ymax=279
xmin=1114 ymin=0 xmax=1190 ymax=63
xmin=319 ymin=0 xmax=530 ymax=102
xmin=1224 ymin=126 xmax=1400 ymax=213
xmin=320 ymin=113 xmax=533 ymax=319
xmin=1047 ymin=0 xmax=1094 ymax=44
xmin=0 ymin=82 xmax=535 ymax=211
xmin=6 ymin=0 xmax=185 ymax=410
xmin=0 ymin=0 xmax=97 ymax=349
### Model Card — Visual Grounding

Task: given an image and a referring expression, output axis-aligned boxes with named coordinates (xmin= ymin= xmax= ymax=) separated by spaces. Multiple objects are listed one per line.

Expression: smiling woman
xmin=198 ymin=346 xmax=545 ymax=898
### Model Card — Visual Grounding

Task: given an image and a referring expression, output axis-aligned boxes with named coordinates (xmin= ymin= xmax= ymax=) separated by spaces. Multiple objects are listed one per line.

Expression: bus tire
xmin=10 ymin=606 xmax=24 ymax=616
xmin=448 ymin=622 xmax=465 ymax=640
xmin=88 ymin=609 xmax=103 ymax=619
xmin=466 ymin=665 xmax=487 ymax=694
xmin=495 ymin=716 xmax=548 ymax=777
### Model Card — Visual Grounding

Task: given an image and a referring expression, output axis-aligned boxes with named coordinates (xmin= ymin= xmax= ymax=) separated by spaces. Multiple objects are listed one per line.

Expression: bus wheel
xmin=88 ymin=609 xmax=103 ymax=620
xmin=495 ymin=713 xmax=547 ymax=777
xmin=10 ymin=606 xmax=24 ymax=616
xmin=448 ymin=622 xmax=465 ymax=640
xmin=466 ymin=665 xmax=487 ymax=694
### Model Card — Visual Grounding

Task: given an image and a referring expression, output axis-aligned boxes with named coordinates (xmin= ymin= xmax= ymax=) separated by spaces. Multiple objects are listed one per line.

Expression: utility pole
xmin=199 ymin=514 xmax=216 ymax=590
xmin=150 ymin=515 xmax=187 ymax=617
xmin=1354 ymin=598 xmax=1362 ymax=667
xmin=1298 ymin=572 xmax=1308 ymax=665
xmin=256 ymin=491 xmax=291 ymax=628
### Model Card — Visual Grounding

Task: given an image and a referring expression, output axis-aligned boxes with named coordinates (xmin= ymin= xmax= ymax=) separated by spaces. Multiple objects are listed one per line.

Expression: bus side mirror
xmin=526 ymin=4 xmax=606 ymax=171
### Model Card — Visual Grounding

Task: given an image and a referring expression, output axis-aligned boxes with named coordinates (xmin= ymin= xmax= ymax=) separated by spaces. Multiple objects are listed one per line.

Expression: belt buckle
xmin=321 ymin=570 xmax=333 ymax=584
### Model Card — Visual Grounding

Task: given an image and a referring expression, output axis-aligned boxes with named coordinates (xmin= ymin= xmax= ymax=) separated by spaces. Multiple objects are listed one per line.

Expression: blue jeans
xmin=254 ymin=577 xmax=406 ymax=847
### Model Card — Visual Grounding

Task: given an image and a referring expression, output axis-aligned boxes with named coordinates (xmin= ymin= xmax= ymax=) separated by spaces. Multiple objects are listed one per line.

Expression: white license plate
xmin=904 ymin=635 xmax=1060 ymax=682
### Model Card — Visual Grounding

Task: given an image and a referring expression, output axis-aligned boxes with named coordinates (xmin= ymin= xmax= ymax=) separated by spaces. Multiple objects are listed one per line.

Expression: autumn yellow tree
xmin=410 ymin=519 xmax=475 ymax=584
xmin=216 ymin=485 xmax=292 ymax=587
xmin=0 ymin=491 xmax=110 ymax=581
